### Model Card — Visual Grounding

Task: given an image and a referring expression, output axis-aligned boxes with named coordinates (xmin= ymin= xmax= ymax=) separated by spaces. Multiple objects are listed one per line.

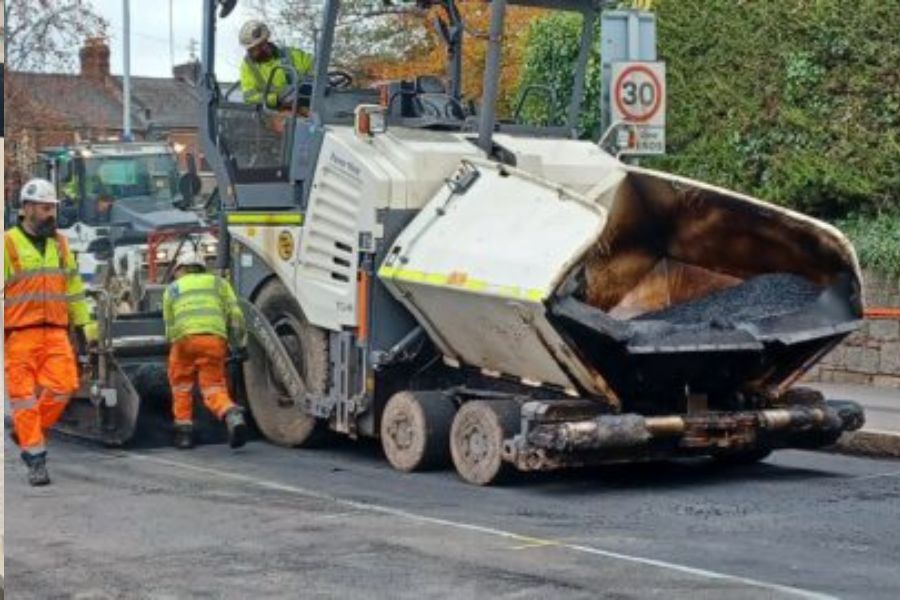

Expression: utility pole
xmin=123 ymin=0 xmax=132 ymax=140
xmin=169 ymin=0 xmax=175 ymax=71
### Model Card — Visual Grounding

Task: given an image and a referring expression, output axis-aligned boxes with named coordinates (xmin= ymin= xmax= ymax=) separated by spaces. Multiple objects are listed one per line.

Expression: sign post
xmin=600 ymin=9 xmax=665 ymax=157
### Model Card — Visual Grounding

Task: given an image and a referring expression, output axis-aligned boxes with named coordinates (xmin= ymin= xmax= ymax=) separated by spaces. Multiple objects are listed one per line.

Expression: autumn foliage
xmin=357 ymin=1 xmax=545 ymax=114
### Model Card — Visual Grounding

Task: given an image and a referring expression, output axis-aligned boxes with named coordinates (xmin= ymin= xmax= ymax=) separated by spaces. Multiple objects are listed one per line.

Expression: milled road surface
xmin=5 ymin=436 xmax=900 ymax=600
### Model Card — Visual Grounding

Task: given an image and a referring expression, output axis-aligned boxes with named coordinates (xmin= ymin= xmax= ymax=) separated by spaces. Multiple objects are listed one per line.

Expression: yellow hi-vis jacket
xmin=162 ymin=272 xmax=247 ymax=347
xmin=240 ymin=45 xmax=314 ymax=107
xmin=4 ymin=227 xmax=94 ymax=334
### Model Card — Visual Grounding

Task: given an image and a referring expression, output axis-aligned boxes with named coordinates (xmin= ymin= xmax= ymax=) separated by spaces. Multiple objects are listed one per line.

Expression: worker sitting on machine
xmin=162 ymin=248 xmax=249 ymax=450
xmin=239 ymin=19 xmax=314 ymax=109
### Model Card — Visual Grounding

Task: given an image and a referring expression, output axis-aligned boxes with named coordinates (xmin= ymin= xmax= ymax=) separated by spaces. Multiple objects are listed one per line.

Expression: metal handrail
xmin=512 ymin=84 xmax=559 ymax=125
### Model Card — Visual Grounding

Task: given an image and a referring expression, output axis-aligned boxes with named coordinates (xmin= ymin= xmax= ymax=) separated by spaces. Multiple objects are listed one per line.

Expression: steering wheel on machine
xmin=327 ymin=70 xmax=354 ymax=90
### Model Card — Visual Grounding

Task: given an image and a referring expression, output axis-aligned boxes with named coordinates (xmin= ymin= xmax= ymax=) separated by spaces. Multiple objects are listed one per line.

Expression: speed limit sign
xmin=611 ymin=61 xmax=666 ymax=154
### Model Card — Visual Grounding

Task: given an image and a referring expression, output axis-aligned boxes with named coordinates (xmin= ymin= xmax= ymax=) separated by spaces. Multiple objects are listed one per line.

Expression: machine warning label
xmin=277 ymin=230 xmax=295 ymax=261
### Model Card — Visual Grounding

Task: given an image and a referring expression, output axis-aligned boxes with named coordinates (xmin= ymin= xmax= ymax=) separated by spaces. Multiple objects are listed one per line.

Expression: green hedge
xmin=517 ymin=13 xmax=601 ymax=131
xmin=518 ymin=0 xmax=900 ymax=221
xmin=838 ymin=213 xmax=900 ymax=278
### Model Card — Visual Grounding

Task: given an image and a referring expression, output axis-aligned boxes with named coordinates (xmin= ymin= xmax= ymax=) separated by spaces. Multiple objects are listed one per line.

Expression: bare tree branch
xmin=243 ymin=0 xmax=433 ymax=68
xmin=6 ymin=0 xmax=108 ymax=72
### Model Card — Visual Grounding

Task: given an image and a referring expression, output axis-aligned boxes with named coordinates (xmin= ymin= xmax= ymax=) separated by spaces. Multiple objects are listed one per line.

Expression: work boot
xmin=174 ymin=424 xmax=194 ymax=450
xmin=22 ymin=452 xmax=51 ymax=487
xmin=224 ymin=407 xmax=248 ymax=449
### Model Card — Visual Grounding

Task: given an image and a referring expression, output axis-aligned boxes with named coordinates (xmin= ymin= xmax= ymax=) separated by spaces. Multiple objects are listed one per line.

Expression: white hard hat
xmin=20 ymin=178 xmax=59 ymax=205
xmin=175 ymin=248 xmax=206 ymax=270
xmin=239 ymin=20 xmax=270 ymax=49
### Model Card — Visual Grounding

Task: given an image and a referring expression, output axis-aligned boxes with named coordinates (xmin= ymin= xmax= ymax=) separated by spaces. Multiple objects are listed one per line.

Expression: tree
xmin=5 ymin=0 xmax=108 ymax=72
xmin=517 ymin=0 xmax=900 ymax=219
xmin=244 ymin=0 xmax=429 ymax=69
xmin=517 ymin=12 xmax=601 ymax=134
xmin=372 ymin=2 xmax=544 ymax=113
xmin=246 ymin=0 xmax=544 ymax=115
xmin=4 ymin=1 xmax=108 ymax=202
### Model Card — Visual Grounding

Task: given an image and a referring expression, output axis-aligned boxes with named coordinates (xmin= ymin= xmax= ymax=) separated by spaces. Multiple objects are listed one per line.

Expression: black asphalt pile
xmin=635 ymin=273 xmax=822 ymax=326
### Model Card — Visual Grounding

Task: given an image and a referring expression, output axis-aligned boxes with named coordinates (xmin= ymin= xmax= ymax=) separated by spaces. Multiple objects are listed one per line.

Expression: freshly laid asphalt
xmin=5 ymin=433 xmax=900 ymax=600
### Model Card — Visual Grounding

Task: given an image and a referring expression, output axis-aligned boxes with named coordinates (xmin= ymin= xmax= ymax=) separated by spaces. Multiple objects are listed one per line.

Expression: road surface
xmin=5 ymin=436 xmax=900 ymax=599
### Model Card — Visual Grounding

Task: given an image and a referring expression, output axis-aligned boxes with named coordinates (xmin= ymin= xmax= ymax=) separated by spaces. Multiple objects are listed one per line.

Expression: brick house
xmin=4 ymin=38 xmax=206 ymax=200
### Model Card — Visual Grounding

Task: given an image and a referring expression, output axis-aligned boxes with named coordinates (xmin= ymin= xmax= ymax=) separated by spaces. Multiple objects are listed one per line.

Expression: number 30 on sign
xmin=611 ymin=61 xmax=666 ymax=155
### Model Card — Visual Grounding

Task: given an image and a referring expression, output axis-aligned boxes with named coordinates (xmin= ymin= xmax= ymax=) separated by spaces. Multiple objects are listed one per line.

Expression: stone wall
xmin=804 ymin=270 xmax=900 ymax=388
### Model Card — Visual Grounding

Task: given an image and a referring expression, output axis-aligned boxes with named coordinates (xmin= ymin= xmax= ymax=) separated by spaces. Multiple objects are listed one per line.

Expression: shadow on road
xmin=503 ymin=457 xmax=846 ymax=495
xmin=233 ymin=433 xmax=848 ymax=495
xmin=51 ymin=418 xmax=850 ymax=498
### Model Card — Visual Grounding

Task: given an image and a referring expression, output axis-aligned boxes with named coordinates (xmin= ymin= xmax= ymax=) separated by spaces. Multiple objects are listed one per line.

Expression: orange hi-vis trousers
xmin=5 ymin=327 xmax=80 ymax=456
xmin=168 ymin=334 xmax=235 ymax=426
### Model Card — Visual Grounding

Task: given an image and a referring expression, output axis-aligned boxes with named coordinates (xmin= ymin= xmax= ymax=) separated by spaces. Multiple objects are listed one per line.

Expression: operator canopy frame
xmin=205 ymin=0 xmax=603 ymax=139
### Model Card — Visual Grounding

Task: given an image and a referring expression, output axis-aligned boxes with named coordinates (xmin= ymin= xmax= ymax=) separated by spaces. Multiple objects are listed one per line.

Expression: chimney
xmin=173 ymin=60 xmax=202 ymax=86
xmin=80 ymin=37 xmax=111 ymax=81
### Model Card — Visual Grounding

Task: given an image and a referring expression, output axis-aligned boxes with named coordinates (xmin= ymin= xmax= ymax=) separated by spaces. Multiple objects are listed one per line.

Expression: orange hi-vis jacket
xmin=3 ymin=227 xmax=92 ymax=330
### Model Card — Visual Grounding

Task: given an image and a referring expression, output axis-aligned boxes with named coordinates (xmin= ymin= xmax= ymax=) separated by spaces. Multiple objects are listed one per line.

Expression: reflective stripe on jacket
xmin=3 ymin=228 xmax=92 ymax=329
xmin=162 ymin=273 xmax=247 ymax=347
xmin=240 ymin=45 xmax=314 ymax=107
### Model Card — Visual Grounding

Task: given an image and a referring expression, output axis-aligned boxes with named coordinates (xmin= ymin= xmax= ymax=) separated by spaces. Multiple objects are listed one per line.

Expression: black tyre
xmin=243 ymin=279 xmax=328 ymax=447
xmin=450 ymin=400 xmax=521 ymax=486
xmin=381 ymin=391 xmax=456 ymax=472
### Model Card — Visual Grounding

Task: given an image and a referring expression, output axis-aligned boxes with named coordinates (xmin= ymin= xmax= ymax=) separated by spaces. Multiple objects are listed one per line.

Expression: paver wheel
xmin=243 ymin=279 xmax=328 ymax=447
xmin=450 ymin=400 xmax=520 ymax=485
xmin=381 ymin=391 xmax=456 ymax=472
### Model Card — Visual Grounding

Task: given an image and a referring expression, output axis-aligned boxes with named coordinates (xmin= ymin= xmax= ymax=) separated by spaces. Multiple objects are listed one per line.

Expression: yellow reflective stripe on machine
xmin=378 ymin=266 xmax=545 ymax=302
xmin=226 ymin=213 xmax=304 ymax=226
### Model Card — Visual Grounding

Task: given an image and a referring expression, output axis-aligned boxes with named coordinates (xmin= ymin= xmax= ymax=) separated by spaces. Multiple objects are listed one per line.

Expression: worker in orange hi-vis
xmin=4 ymin=178 xmax=98 ymax=486
xmin=162 ymin=248 xmax=249 ymax=450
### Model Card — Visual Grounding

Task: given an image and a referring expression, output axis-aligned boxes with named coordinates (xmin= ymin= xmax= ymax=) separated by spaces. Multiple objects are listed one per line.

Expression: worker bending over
xmin=163 ymin=249 xmax=249 ymax=449
xmin=4 ymin=178 xmax=98 ymax=486
xmin=239 ymin=19 xmax=314 ymax=108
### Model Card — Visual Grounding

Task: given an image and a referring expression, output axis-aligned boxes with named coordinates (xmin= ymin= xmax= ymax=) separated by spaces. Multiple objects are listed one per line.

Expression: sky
xmin=91 ymin=0 xmax=260 ymax=81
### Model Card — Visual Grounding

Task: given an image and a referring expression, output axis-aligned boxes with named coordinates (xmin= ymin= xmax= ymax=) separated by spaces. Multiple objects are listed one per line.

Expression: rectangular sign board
xmin=610 ymin=61 xmax=666 ymax=155
xmin=600 ymin=10 xmax=657 ymax=134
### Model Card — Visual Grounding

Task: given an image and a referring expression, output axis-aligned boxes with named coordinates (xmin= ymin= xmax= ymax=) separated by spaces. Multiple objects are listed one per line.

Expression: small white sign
xmin=620 ymin=125 xmax=665 ymax=155
xmin=611 ymin=61 xmax=666 ymax=155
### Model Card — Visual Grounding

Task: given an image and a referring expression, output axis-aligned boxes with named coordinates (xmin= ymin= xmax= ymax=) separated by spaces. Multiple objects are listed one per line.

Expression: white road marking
xmin=129 ymin=452 xmax=837 ymax=599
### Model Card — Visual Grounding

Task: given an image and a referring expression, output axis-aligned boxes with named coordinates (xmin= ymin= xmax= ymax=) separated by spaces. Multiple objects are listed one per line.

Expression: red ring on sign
xmin=614 ymin=64 xmax=663 ymax=123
